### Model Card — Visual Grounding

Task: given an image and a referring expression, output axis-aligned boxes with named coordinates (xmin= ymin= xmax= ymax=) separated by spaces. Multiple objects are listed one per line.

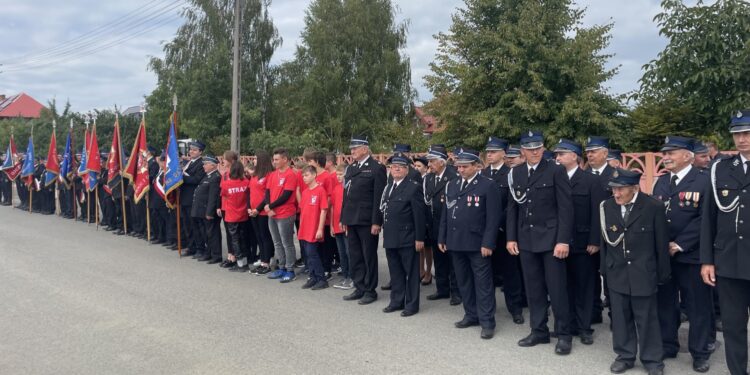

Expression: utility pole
xmin=230 ymin=0 xmax=242 ymax=152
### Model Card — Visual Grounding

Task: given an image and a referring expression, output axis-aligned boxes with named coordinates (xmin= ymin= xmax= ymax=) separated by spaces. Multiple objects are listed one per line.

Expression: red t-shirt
xmin=330 ymin=180 xmax=345 ymax=234
xmin=298 ymin=184 xmax=328 ymax=243
xmin=264 ymin=168 xmax=298 ymax=219
xmin=298 ymin=170 xmax=333 ymax=195
xmin=249 ymin=175 xmax=268 ymax=216
xmin=220 ymin=178 xmax=249 ymax=223
xmin=220 ymin=172 xmax=230 ymax=210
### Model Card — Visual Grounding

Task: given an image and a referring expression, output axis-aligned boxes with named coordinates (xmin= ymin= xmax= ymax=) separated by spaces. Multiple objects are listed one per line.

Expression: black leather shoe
xmin=358 ymin=295 xmax=377 ymax=305
xmin=646 ymin=368 xmax=663 ymax=375
xmin=343 ymin=291 xmax=364 ymax=301
xmin=206 ymin=258 xmax=222 ymax=265
xmin=555 ymin=339 xmax=572 ymax=355
xmin=426 ymin=293 xmax=449 ymax=301
xmin=449 ymin=296 xmax=462 ymax=306
xmin=115 ymin=230 xmax=125 ymax=235
xmin=198 ymin=255 xmax=212 ymax=262
xmin=480 ymin=328 xmax=495 ymax=339
xmin=579 ymin=332 xmax=594 ymax=345
xmin=382 ymin=305 xmax=403 ymax=313
xmin=182 ymin=251 xmax=196 ymax=257
xmin=454 ymin=318 xmax=480 ymax=329
xmin=220 ymin=261 xmax=236 ymax=268
xmin=380 ymin=282 xmax=392 ymax=291
xmin=228 ymin=265 xmax=248 ymax=272
xmin=692 ymin=359 xmax=710 ymax=373
xmin=517 ymin=333 xmax=550 ymax=347
xmin=609 ymin=361 xmax=634 ymax=374
xmin=512 ymin=314 xmax=524 ymax=324
xmin=400 ymin=310 xmax=417 ymax=317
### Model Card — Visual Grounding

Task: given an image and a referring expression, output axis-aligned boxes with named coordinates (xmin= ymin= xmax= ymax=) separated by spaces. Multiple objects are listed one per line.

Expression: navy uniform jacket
xmin=653 ymin=166 xmax=709 ymax=264
xmin=570 ymin=168 xmax=606 ymax=252
xmin=181 ymin=157 xmax=205 ymax=207
xmin=701 ymin=155 xmax=750 ymax=280
xmin=147 ymin=158 xmax=160 ymax=204
xmin=507 ymin=159 xmax=574 ymax=252
xmin=588 ymin=164 xmax=615 ymax=199
xmin=382 ymin=178 xmax=426 ymax=249
xmin=341 ymin=156 xmax=387 ymax=226
xmin=191 ymin=170 xmax=220 ymax=218
xmin=438 ymin=173 xmax=501 ymax=252
xmin=600 ymin=193 xmax=671 ymax=297
xmin=481 ymin=165 xmax=510 ymax=231
xmin=424 ymin=168 xmax=458 ymax=242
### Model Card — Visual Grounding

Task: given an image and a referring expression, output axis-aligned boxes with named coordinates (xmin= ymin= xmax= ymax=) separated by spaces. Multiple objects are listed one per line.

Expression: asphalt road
xmin=0 ymin=206 xmax=731 ymax=374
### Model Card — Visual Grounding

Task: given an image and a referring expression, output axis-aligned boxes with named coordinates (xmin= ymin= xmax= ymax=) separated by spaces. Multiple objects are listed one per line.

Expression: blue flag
xmin=59 ymin=131 xmax=73 ymax=182
xmin=164 ymin=117 xmax=183 ymax=198
xmin=1 ymin=141 xmax=13 ymax=170
xmin=20 ymin=136 xmax=35 ymax=181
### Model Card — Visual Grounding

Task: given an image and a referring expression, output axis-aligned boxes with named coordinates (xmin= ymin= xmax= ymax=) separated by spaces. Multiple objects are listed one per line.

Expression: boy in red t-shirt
xmin=299 ymin=166 xmax=329 ymax=290
xmin=264 ymin=148 xmax=299 ymax=283
xmin=302 ymin=150 xmax=337 ymax=277
xmin=219 ymin=161 xmax=250 ymax=271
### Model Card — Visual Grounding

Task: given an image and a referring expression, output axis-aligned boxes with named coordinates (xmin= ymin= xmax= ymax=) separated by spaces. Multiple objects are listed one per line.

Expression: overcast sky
xmin=0 ymin=0 xmax=670 ymax=114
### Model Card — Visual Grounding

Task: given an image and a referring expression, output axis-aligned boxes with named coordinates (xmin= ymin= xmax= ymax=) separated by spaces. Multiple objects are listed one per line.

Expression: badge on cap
xmin=665 ymin=136 xmax=670 ymax=144
xmin=738 ymin=111 xmax=744 ymax=118
xmin=612 ymin=170 xmax=619 ymax=178
xmin=587 ymin=137 xmax=591 ymax=143
xmin=528 ymin=131 xmax=533 ymax=137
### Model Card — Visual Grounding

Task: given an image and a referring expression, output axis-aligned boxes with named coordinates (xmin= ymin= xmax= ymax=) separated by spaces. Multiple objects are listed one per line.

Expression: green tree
xmin=424 ymin=0 xmax=626 ymax=150
xmin=637 ymin=0 xmax=750 ymax=146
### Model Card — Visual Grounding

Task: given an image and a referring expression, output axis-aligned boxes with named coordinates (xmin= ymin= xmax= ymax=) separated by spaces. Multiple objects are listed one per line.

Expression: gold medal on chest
xmin=610 ymin=225 xmax=618 ymax=232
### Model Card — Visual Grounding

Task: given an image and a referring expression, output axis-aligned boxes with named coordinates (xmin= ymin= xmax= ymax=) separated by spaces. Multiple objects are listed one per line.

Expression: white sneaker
xmin=252 ymin=260 xmax=262 ymax=267
xmin=334 ymin=278 xmax=354 ymax=290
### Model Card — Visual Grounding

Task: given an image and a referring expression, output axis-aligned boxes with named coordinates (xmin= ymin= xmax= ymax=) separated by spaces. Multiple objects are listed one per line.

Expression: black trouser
xmin=386 ymin=246 xmax=420 ymax=313
xmin=58 ymin=188 xmax=70 ymax=216
xmin=717 ymin=276 xmax=750 ymax=375
xmin=432 ymin=236 xmax=460 ymax=298
xmin=134 ymin=199 xmax=147 ymax=234
xmin=321 ymin=227 xmax=336 ymax=272
xmin=182 ymin=205 xmax=194 ymax=249
xmin=240 ymin=220 xmax=257 ymax=263
xmin=0 ymin=180 xmax=10 ymax=204
xmin=451 ymin=250 xmax=496 ymax=329
xmin=567 ymin=251 xmax=597 ymax=335
xmin=493 ymin=230 xmax=524 ymax=315
xmin=191 ymin=217 xmax=206 ymax=255
xmin=347 ymin=224 xmax=379 ymax=297
xmin=593 ymin=252 xmax=608 ymax=317
xmin=520 ymin=250 xmax=571 ymax=341
xmin=226 ymin=221 xmax=244 ymax=260
xmin=102 ymin=194 xmax=115 ymax=226
xmin=166 ymin=209 xmax=177 ymax=244
xmin=657 ymin=261 xmax=714 ymax=360
xmin=610 ymin=290 xmax=664 ymax=371
xmin=223 ymin=215 xmax=236 ymax=255
xmin=205 ymin=217 xmax=222 ymax=260
xmin=154 ymin=206 xmax=168 ymax=242
xmin=252 ymin=215 xmax=274 ymax=263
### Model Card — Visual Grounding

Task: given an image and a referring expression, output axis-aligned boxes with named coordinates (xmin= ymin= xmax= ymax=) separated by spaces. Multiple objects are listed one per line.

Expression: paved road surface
xmin=0 ymin=207 xmax=730 ymax=374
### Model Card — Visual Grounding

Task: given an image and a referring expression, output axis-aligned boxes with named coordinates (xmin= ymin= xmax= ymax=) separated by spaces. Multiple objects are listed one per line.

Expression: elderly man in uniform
xmin=701 ymin=109 xmax=750 ymax=375
xmin=653 ymin=136 xmax=712 ymax=373
xmin=481 ymin=136 xmax=525 ymax=324
xmin=439 ymin=148 xmax=500 ymax=339
xmin=424 ymin=144 xmax=461 ymax=305
xmin=381 ymin=152 xmax=426 ymax=317
xmin=507 ymin=130 xmax=574 ymax=354
xmin=600 ymin=168 xmax=669 ymax=375
xmin=554 ymin=139 xmax=607 ymax=346
xmin=341 ymin=135 xmax=387 ymax=305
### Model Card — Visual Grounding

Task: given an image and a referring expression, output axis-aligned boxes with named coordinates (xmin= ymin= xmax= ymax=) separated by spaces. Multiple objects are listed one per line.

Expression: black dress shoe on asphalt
xmin=343 ymin=291 xmax=364 ymax=301
xmin=692 ymin=359 xmax=710 ymax=373
xmin=381 ymin=282 xmax=392 ymax=291
xmin=358 ymin=295 xmax=377 ymax=305
xmin=454 ymin=318 xmax=480 ymax=329
xmin=449 ymin=297 xmax=462 ymax=306
xmin=103 ymin=226 xmax=114 ymax=231
xmin=512 ymin=314 xmax=524 ymax=325
xmin=555 ymin=339 xmax=572 ymax=355
xmin=206 ymin=258 xmax=222 ymax=265
xmin=609 ymin=361 xmax=634 ymax=374
xmin=517 ymin=333 xmax=550 ymax=347
xmin=191 ymin=252 xmax=203 ymax=259
xmin=579 ymin=332 xmax=594 ymax=345
xmin=426 ymin=293 xmax=449 ymax=301
xmin=382 ymin=305 xmax=403 ymax=313
xmin=198 ymin=255 xmax=212 ymax=262
xmin=646 ymin=368 xmax=663 ymax=375
xmin=115 ymin=230 xmax=125 ymax=235
xmin=220 ymin=261 xmax=236 ymax=268
xmin=150 ymin=239 xmax=164 ymax=245
xmin=480 ymin=328 xmax=495 ymax=339
xmin=228 ymin=265 xmax=248 ymax=272
xmin=400 ymin=310 xmax=417 ymax=317
xmin=182 ymin=251 xmax=196 ymax=257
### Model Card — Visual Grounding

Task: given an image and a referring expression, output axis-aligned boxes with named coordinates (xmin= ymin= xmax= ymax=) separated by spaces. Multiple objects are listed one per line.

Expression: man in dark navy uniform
xmin=608 ymin=149 xmax=623 ymax=169
xmin=424 ymin=144 xmax=461 ymax=305
xmin=653 ymin=136 xmax=713 ymax=372
xmin=701 ymin=109 xmax=750 ymax=375
xmin=692 ymin=141 xmax=711 ymax=171
xmin=553 ymin=139 xmax=607 ymax=346
xmin=504 ymin=145 xmax=525 ymax=168
xmin=439 ymin=148 xmax=501 ymax=340
xmin=507 ymin=130 xmax=574 ymax=355
xmin=381 ymin=153 xmax=426 ymax=317
xmin=179 ymin=141 xmax=206 ymax=255
xmin=481 ymin=136 xmax=525 ymax=325
xmin=341 ymin=135 xmax=387 ymax=305
xmin=586 ymin=135 xmax=615 ymax=323
xmin=601 ymin=168 xmax=669 ymax=375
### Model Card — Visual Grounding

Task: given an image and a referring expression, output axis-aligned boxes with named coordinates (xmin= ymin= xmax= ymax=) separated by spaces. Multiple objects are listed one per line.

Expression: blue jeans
xmin=268 ymin=215 xmax=297 ymax=271
xmin=302 ymin=240 xmax=325 ymax=283
xmin=335 ymin=233 xmax=350 ymax=278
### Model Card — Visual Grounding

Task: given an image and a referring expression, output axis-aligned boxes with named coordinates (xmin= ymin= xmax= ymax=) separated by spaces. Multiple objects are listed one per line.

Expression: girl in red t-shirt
xmin=220 ymin=161 xmax=250 ymax=271
xmin=248 ymin=151 xmax=276 ymax=275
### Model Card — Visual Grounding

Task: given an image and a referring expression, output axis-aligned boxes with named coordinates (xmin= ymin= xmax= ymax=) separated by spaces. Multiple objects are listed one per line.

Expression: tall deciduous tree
xmin=636 ymin=0 xmax=750 ymax=147
xmin=424 ymin=0 xmax=626 ymax=150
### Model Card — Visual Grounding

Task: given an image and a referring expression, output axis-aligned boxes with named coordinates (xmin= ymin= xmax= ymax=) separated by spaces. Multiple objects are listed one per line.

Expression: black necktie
xmin=594 ymin=170 xmax=600 ymax=176
xmin=670 ymin=175 xmax=678 ymax=191
xmin=460 ymin=180 xmax=467 ymax=191
xmin=623 ymin=203 xmax=634 ymax=222
xmin=389 ymin=182 xmax=397 ymax=197
xmin=491 ymin=169 xmax=498 ymax=177
xmin=745 ymin=161 xmax=750 ymax=177
xmin=528 ymin=167 xmax=535 ymax=178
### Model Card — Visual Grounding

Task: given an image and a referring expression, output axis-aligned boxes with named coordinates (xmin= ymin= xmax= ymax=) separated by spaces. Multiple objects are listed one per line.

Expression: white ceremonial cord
xmin=600 ymin=201 xmax=624 ymax=247
xmin=507 ymin=170 xmax=527 ymax=204
xmin=710 ymin=159 xmax=741 ymax=232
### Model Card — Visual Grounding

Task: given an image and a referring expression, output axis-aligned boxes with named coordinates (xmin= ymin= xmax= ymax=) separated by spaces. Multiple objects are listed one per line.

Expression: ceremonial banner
xmin=1 ymin=135 xmax=22 ymax=181
xmin=164 ymin=114 xmax=182 ymax=209
xmin=44 ymin=127 xmax=60 ymax=187
xmin=123 ymin=118 xmax=150 ymax=203
xmin=86 ymin=125 xmax=101 ymax=192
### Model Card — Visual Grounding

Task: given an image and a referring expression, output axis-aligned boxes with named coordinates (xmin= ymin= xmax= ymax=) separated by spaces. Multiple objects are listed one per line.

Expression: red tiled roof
xmin=415 ymin=106 xmax=438 ymax=134
xmin=0 ymin=93 xmax=45 ymax=119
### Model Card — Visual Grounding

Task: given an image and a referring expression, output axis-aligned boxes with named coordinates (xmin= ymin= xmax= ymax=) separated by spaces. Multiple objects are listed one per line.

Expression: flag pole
xmin=142 ymin=104 xmax=151 ymax=243
xmin=116 ymin=113 xmax=128 ymax=235
xmin=28 ymin=124 xmax=33 ymax=214
xmin=173 ymin=94 xmax=182 ymax=257
xmin=92 ymin=114 xmax=99 ymax=230
xmin=70 ymin=120 xmax=77 ymax=221
xmin=85 ymin=115 xmax=91 ymax=225
xmin=10 ymin=128 xmax=14 ymax=207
